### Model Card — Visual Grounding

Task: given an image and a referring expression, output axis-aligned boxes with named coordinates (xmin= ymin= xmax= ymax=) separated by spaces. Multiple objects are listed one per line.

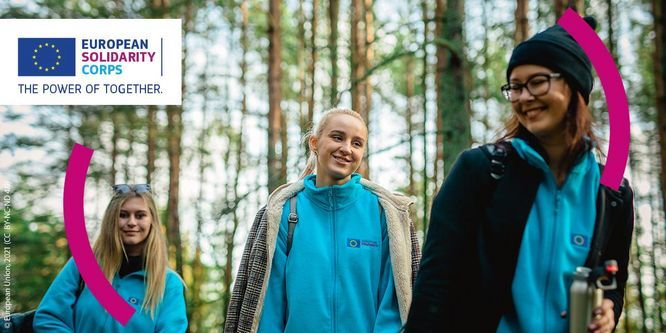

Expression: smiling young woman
xmin=34 ymin=185 xmax=187 ymax=332
xmin=225 ymin=108 xmax=421 ymax=333
xmin=406 ymin=18 xmax=634 ymax=333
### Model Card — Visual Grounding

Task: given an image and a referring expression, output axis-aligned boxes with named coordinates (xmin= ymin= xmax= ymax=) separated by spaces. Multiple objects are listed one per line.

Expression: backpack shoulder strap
xmin=286 ymin=196 xmax=299 ymax=256
xmin=585 ymin=166 xmax=628 ymax=268
xmin=481 ymin=141 xmax=513 ymax=180
xmin=479 ymin=141 xmax=514 ymax=206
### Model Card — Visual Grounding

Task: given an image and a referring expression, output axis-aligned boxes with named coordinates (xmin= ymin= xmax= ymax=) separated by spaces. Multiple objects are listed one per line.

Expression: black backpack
xmin=2 ymin=310 xmax=36 ymax=333
xmin=2 ymin=274 xmax=85 ymax=333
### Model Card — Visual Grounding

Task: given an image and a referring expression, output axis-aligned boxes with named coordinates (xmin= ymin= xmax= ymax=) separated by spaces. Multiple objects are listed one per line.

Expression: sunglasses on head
xmin=112 ymin=184 xmax=152 ymax=194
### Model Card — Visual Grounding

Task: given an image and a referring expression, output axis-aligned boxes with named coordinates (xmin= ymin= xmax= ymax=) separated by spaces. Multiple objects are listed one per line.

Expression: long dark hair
xmin=497 ymin=89 xmax=600 ymax=174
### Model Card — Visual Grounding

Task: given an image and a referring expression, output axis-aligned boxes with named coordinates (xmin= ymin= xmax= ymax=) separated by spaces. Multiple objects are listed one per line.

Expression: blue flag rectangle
xmin=18 ymin=38 xmax=75 ymax=76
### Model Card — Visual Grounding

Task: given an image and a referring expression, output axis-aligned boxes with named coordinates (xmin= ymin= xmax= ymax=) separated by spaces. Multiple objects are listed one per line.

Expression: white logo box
xmin=0 ymin=19 xmax=182 ymax=105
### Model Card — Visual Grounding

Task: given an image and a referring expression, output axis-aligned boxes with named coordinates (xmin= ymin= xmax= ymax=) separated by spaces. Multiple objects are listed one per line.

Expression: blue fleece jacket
xmin=258 ymin=173 xmax=401 ymax=333
xmin=34 ymin=258 xmax=187 ymax=333
xmin=497 ymin=138 xmax=599 ymax=333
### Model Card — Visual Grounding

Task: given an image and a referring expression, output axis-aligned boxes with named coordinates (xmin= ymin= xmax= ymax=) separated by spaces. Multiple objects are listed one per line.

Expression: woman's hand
xmin=587 ymin=299 xmax=614 ymax=333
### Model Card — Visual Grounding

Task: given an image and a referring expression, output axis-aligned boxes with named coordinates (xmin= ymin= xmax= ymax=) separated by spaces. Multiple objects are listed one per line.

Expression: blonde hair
xmin=299 ymin=108 xmax=366 ymax=179
xmin=92 ymin=191 xmax=170 ymax=318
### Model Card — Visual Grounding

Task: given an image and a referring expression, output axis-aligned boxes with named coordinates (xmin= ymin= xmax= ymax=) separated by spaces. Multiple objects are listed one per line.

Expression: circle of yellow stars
xmin=32 ymin=42 xmax=62 ymax=72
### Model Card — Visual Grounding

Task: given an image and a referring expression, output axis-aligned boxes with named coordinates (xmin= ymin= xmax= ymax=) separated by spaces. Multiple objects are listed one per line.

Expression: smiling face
xmin=118 ymin=196 xmax=152 ymax=256
xmin=309 ymin=113 xmax=368 ymax=187
xmin=510 ymin=64 xmax=572 ymax=141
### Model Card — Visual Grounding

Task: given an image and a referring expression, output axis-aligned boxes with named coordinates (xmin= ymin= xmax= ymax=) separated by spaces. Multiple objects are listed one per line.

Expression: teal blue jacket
xmin=34 ymin=258 xmax=187 ymax=333
xmin=258 ymin=174 xmax=402 ymax=333
xmin=497 ymin=138 xmax=600 ymax=332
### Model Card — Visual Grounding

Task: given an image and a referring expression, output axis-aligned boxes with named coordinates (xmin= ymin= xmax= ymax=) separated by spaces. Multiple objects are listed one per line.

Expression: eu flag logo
xmin=347 ymin=238 xmax=360 ymax=248
xmin=18 ymin=38 xmax=75 ymax=76
xmin=571 ymin=234 xmax=589 ymax=248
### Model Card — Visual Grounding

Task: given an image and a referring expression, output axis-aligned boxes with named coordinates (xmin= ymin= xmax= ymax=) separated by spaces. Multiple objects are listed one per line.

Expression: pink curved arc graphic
xmin=558 ymin=9 xmax=630 ymax=190
xmin=64 ymin=144 xmax=136 ymax=325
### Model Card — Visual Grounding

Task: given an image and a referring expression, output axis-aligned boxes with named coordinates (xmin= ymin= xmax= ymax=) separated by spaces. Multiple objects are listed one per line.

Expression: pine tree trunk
xmin=359 ymin=0 xmax=373 ymax=179
xmin=406 ymin=55 xmax=415 ymax=198
xmin=480 ymin=0 xmax=492 ymax=142
xmin=166 ymin=105 xmax=184 ymax=276
xmin=649 ymin=175 xmax=665 ymax=332
xmin=223 ymin=0 xmax=249 ymax=320
xmin=434 ymin=0 xmax=444 ymax=185
xmin=654 ymin=0 xmax=666 ymax=230
xmin=554 ymin=0 xmax=584 ymax=19
xmin=111 ymin=110 xmax=120 ymax=185
xmin=633 ymin=230 xmax=649 ymax=333
xmin=298 ymin=0 xmax=307 ymax=155
xmin=363 ymin=0 xmax=373 ymax=125
xmin=554 ymin=0 xmax=566 ymax=18
xmin=164 ymin=0 xmax=192 ymax=278
xmin=329 ymin=0 xmax=339 ymax=106
xmin=351 ymin=0 xmax=365 ymax=115
xmin=308 ymin=0 xmax=317 ymax=126
xmin=191 ymin=72 xmax=209 ymax=333
xmin=268 ymin=0 xmax=283 ymax=193
xmin=607 ymin=0 xmax=617 ymax=63
xmin=421 ymin=0 xmax=430 ymax=234
xmin=514 ymin=0 xmax=529 ymax=43
xmin=147 ymin=105 xmax=157 ymax=185
xmin=439 ymin=0 xmax=470 ymax=177
xmin=124 ymin=111 xmax=135 ymax=182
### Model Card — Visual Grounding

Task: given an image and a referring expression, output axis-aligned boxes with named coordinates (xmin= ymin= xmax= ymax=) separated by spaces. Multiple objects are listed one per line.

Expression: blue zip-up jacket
xmin=258 ymin=174 xmax=402 ymax=333
xmin=497 ymin=138 xmax=600 ymax=332
xmin=34 ymin=258 xmax=187 ymax=333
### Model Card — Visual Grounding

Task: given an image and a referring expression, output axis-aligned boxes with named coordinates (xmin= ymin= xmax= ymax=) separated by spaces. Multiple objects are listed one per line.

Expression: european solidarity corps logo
xmin=18 ymin=38 xmax=76 ymax=76
xmin=18 ymin=37 xmax=158 ymax=77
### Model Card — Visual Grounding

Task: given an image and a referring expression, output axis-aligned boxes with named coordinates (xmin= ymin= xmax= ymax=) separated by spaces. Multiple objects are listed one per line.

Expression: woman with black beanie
xmin=405 ymin=17 xmax=634 ymax=333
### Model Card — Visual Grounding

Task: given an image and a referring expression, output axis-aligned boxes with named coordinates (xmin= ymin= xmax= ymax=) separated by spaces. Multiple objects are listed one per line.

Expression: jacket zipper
xmin=543 ymin=189 xmax=561 ymax=331
xmin=330 ymin=189 xmax=337 ymax=333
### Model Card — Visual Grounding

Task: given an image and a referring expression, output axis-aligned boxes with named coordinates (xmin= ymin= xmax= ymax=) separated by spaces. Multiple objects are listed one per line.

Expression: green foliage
xmin=6 ymin=205 xmax=69 ymax=311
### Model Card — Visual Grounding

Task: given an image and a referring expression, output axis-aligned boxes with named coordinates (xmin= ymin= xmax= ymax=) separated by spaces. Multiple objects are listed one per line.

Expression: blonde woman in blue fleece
xmin=225 ymin=108 xmax=421 ymax=333
xmin=34 ymin=184 xmax=187 ymax=332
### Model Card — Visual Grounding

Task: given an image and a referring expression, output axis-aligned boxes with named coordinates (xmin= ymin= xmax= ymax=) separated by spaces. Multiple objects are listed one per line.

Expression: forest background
xmin=1 ymin=0 xmax=664 ymax=332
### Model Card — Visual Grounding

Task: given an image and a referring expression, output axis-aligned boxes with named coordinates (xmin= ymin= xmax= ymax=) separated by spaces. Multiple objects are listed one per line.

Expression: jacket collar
xmin=266 ymin=175 xmax=415 ymax=212
xmin=301 ymin=173 xmax=363 ymax=210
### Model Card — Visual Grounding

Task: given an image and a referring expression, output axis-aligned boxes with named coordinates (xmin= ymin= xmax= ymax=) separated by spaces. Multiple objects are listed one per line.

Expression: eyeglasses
xmin=500 ymin=73 xmax=561 ymax=102
xmin=112 ymin=184 xmax=152 ymax=194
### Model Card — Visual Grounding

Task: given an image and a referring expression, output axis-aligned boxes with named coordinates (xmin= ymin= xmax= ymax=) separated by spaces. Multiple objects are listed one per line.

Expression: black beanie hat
xmin=507 ymin=17 xmax=597 ymax=104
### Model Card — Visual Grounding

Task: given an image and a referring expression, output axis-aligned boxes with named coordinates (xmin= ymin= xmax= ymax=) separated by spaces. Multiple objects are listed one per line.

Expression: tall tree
xmin=329 ymin=0 xmax=340 ymax=106
xmin=298 ymin=0 xmax=307 ymax=147
xmin=146 ymin=105 xmax=157 ymax=184
xmin=351 ymin=0 xmax=369 ymax=178
xmin=437 ymin=0 xmax=470 ymax=177
xmin=434 ymin=0 xmax=444 ymax=185
xmin=223 ymin=0 xmax=249 ymax=320
xmin=164 ymin=0 xmax=193 ymax=277
xmin=607 ymin=0 xmax=617 ymax=63
xmin=406 ymin=55 xmax=416 ymax=198
xmin=654 ymin=0 xmax=666 ymax=226
xmin=421 ymin=0 xmax=430 ymax=233
xmin=628 ymin=137 xmax=649 ymax=333
xmin=514 ymin=0 xmax=529 ymax=43
xmin=554 ymin=0 xmax=584 ymax=19
xmin=123 ymin=109 xmax=136 ymax=183
xmin=360 ymin=0 xmax=374 ymax=179
xmin=648 ymin=147 xmax=665 ymax=332
xmin=110 ymin=110 xmax=120 ymax=185
xmin=267 ymin=0 xmax=284 ymax=192
xmin=351 ymin=0 xmax=365 ymax=115
xmin=308 ymin=0 xmax=317 ymax=126
xmin=146 ymin=0 xmax=160 ymax=186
